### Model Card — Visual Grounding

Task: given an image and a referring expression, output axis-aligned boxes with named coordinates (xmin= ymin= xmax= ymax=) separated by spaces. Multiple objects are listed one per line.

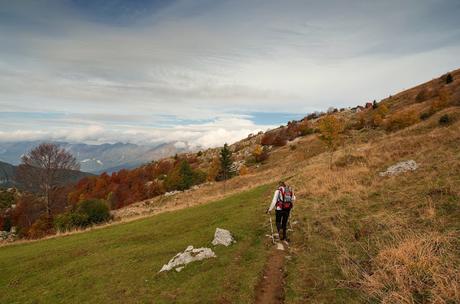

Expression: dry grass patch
xmin=359 ymin=232 xmax=459 ymax=304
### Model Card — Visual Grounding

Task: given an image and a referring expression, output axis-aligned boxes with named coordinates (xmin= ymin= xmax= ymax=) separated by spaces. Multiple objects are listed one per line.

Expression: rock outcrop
xmin=379 ymin=160 xmax=418 ymax=177
xmin=159 ymin=245 xmax=216 ymax=272
xmin=211 ymin=228 xmax=236 ymax=247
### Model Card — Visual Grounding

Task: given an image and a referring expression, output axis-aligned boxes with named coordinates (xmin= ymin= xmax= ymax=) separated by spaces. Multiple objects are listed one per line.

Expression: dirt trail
xmin=254 ymin=244 xmax=286 ymax=304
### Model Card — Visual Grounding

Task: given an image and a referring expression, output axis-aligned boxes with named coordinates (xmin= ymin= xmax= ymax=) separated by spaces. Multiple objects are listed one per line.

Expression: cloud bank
xmin=0 ymin=0 xmax=459 ymax=147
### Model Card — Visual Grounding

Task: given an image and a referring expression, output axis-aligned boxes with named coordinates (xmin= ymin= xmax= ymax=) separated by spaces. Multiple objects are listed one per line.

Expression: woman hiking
xmin=266 ymin=181 xmax=295 ymax=242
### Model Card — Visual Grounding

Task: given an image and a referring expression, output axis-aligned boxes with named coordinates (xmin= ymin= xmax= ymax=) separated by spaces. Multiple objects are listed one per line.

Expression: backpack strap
xmin=277 ymin=186 xmax=285 ymax=203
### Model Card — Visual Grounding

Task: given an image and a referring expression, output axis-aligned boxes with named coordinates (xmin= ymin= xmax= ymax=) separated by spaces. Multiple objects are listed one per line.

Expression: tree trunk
xmin=329 ymin=150 xmax=333 ymax=170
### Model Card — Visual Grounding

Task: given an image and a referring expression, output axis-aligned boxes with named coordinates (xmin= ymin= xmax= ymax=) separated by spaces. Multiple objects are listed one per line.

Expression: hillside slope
xmin=0 ymin=161 xmax=16 ymax=187
xmin=0 ymin=69 xmax=459 ymax=303
xmin=0 ymin=185 xmax=272 ymax=303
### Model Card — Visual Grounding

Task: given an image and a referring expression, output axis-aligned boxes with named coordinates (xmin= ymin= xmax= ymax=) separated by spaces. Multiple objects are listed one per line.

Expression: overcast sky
xmin=1 ymin=0 xmax=459 ymax=147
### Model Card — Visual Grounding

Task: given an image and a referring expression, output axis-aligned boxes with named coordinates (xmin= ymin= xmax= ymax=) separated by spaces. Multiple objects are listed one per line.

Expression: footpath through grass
xmin=0 ymin=184 xmax=272 ymax=304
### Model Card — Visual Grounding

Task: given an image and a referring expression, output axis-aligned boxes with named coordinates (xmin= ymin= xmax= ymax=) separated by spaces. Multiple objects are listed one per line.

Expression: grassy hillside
xmin=0 ymin=184 xmax=273 ymax=303
xmin=283 ymin=106 xmax=460 ymax=303
xmin=1 ymin=69 xmax=459 ymax=303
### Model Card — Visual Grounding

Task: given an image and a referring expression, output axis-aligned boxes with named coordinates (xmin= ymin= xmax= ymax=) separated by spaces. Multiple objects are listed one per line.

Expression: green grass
xmin=0 ymin=184 xmax=272 ymax=304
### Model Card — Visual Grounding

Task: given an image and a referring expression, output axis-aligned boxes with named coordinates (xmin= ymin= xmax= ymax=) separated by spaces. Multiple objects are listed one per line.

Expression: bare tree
xmin=17 ymin=143 xmax=80 ymax=217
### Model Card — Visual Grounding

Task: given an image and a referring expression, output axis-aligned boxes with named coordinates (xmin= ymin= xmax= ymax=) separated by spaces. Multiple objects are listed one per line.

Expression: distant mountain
xmin=0 ymin=141 xmax=191 ymax=174
xmin=0 ymin=160 xmax=93 ymax=190
xmin=0 ymin=161 xmax=16 ymax=187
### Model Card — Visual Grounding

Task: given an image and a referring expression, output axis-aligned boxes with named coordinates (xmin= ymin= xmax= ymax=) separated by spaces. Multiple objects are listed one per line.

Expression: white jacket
xmin=268 ymin=187 xmax=296 ymax=211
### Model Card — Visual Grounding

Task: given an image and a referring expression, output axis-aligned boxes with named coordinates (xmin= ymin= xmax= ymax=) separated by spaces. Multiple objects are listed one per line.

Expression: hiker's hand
xmin=266 ymin=208 xmax=270 ymax=214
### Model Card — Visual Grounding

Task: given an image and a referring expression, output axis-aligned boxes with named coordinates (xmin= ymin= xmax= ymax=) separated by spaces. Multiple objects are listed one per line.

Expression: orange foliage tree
xmin=318 ymin=115 xmax=344 ymax=168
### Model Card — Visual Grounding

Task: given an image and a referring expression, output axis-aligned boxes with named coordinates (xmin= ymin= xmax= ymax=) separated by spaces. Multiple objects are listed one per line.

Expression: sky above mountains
xmin=1 ymin=0 xmax=460 ymax=147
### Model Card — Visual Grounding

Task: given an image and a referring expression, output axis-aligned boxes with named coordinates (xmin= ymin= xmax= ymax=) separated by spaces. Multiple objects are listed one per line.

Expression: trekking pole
xmin=268 ymin=214 xmax=275 ymax=244
xmin=288 ymin=208 xmax=294 ymax=231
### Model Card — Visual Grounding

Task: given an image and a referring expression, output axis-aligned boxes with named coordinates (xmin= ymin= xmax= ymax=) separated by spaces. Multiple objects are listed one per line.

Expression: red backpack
xmin=276 ymin=186 xmax=293 ymax=210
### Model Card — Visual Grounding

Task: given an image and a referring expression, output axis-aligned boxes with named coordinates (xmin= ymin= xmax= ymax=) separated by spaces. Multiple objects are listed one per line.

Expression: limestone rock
xmin=211 ymin=228 xmax=236 ymax=247
xmin=159 ymin=246 xmax=216 ymax=273
xmin=379 ymin=160 xmax=418 ymax=177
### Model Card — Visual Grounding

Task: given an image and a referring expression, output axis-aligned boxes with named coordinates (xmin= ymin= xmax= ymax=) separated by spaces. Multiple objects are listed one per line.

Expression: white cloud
xmin=0 ymin=0 xmax=459 ymax=145
xmin=0 ymin=118 xmax=273 ymax=148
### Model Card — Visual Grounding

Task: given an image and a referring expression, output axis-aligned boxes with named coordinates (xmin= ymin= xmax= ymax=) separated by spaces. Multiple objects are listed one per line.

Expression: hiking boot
xmin=279 ymin=230 xmax=284 ymax=241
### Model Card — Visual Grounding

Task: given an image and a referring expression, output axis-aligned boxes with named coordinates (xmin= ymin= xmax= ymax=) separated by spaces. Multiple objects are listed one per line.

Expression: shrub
xmin=261 ymin=132 xmax=276 ymax=146
xmin=335 ymin=154 xmax=367 ymax=167
xmin=298 ymin=120 xmax=314 ymax=136
xmin=0 ymin=190 xmax=15 ymax=210
xmin=439 ymin=114 xmax=450 ymax=125
xmin=377 ymin=104 xmax=389 ymax=117
xmin=28 ymin=215 xmax=54 ymax=239
xmin=371 ymin=113 xmax=383 ymax=128
xmin=385 ymin=110 xmax=419 ymax=131
xmin=450 ymin=89 xmax=460 ymax=106
xmin=445 ymin=73 xmax=453 ymax=84
xmin=419 ymin=112 xmax=431 ymax=121
xmin=206 ymin=158 xmax=220 ymax=182
xmin=415 ymin=89 xmax=429 ymax=103
xmin=54 ymin=199 xmax=111 ymax=232
xmin=261 ymin=129 xmax=288 ymax=146
xmin=252 ymin=145 xmax=269 ymax=163
xmin=54 ymin=212 xmax=89 ymax=232
xmin=76 ymin=199 xmax=111 ymax=224
xmin=1 ymin=216 xmax=12 ymax=232
xmin=238 ymin=165 xmax=249 ymax=176
xmin=273 ymin=134 xmax=288 ymax=146
xmin=429 ymin=98 xmax=449 ymax=115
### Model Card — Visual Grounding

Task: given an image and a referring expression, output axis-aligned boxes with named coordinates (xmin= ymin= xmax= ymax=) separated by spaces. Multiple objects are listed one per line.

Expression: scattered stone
xmin=211 ymin=228 xmax=236 ymax=246
xmin=276 ymin=243 xmax=285 ymax=251
xmin=164 ymin=190 xmax=182 ymax=197
xmin=159 ymin=245 xmax=216 ymax=272
xmin=379 ymin=160 xmax=418 ymax=177
xmin=0 ymin=230 xmax=16 ymax=243
xmin=175 ymin=266 xmax=184 ymax=272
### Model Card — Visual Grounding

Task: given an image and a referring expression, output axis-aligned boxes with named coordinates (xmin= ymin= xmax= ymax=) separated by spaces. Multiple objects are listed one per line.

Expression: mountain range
xmin=0 ymin=160 xmax=93 ymax=190
xmin=0 ymin=141 xmax=191 ymax=174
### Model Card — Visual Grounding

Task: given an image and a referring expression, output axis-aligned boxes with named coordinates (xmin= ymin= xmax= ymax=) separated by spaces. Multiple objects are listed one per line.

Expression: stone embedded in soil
xmin=159 ymin=245 xmax=216 ymax=272
xmin=379 ymin=160 xmax=418 ymax=177
xmin=175 ymin=266 xmax=184 ymax=272
xmin=211 ymin=228 xmax=236 ymax=246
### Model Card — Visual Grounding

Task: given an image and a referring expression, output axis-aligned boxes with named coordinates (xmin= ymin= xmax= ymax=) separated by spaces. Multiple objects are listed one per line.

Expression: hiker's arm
xmin=268 ymin=190 xmax=279 ymax=212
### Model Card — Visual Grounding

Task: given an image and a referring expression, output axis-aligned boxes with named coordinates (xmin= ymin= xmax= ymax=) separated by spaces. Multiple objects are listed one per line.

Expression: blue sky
xmin=1 ymin=0 xmax=460 ymax=147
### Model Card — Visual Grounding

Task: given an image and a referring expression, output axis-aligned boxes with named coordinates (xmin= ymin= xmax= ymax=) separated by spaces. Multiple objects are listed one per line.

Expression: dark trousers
xmin=275 ymin=209 xmax=290 ymax=240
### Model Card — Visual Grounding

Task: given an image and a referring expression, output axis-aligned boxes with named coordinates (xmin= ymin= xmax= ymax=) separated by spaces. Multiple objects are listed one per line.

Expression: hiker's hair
xmin=279 ymin=181 xmax=286 ymax=187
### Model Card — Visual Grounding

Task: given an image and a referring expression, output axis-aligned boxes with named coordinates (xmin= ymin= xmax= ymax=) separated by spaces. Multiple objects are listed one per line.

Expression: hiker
xmin=266 ymin=181 xmax=295 ymax=241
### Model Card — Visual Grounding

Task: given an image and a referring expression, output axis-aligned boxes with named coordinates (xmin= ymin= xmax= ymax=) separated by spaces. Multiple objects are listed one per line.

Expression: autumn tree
xmin=252 ymin=144 xmax=269 ymax=163
xmin=204 ymin=158 xmax=218 ymax=182
xmin=318 ymin=115 xmax=344 ymax=169
xmin=17 ymin=143 xmax=80 ymax=217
